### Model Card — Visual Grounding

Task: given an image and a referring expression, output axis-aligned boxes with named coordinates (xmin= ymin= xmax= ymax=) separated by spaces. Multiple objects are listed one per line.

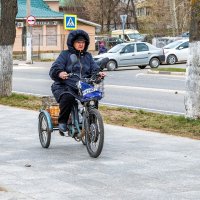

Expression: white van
xmin=111 ymin=29 xmax=143 ymax=42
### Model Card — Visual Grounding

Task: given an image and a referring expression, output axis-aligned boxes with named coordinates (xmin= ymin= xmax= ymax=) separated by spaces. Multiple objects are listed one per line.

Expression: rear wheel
xmin=85 ymin=109 xmax=104 ymax=158
xmin=149 ymin=57 xmax=160 ymax=68
xmin=106 ymin=60 xmax=117 ymax=71
xmin=38 ymin=112 xmax=51 ymax=148
xmin=81 ymin=135 xmax=86 ymax=145
xmin=167 ymin=54 xmax=177 ymax=65
xmin=138 ymin=65 xmax=147 ymax=69
xmin=81 ymin=120 xmax=86 ymax=145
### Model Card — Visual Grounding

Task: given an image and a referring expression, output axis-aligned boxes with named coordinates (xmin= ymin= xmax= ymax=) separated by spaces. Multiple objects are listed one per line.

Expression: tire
xmin=149 ymin=57 xmax=160 ymax=68
xmin=85 ymin=108 xmax=104 ymax=158
xmin=167 ymin=54 xmax=177 ymax=65
xmin=81 ymin=119 xmax=86 ymax=145
xmin=81 ymin=135 xmax=86 ymax=145
xmin=138 ymin=65 xmax=147 ymax=69
xmin=38 ymin=112 xmax=51 ymax=148
xmin=106 ymin=60 xmax=117 ymax=71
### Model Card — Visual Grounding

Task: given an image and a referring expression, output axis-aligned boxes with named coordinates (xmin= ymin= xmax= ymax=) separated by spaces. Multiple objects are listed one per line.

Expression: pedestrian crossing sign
xmin=64 ymin=14 xmax=77 ymax=30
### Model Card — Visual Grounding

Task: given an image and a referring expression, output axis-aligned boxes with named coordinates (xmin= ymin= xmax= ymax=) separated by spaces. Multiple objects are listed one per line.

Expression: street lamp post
xmin=26 ymin=0 xmax=32 ymax=64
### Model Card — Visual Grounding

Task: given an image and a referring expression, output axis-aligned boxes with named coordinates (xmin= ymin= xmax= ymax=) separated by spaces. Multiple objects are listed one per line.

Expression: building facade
xmin=15 ymin=0 xmax=100 ymax=59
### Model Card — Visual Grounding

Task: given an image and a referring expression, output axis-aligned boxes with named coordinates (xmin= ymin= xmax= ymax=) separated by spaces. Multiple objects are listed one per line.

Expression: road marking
xmin=105 ymin=85 xmax=185 ymax=94
xmin=101 ymin=102 xmax=184 ymax=115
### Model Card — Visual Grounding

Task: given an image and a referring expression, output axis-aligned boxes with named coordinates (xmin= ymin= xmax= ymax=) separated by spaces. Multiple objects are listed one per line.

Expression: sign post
xmin=26 ymin=15 xmax=36 ymax=64
xmin=64 ymin=14 xmax=77 ymax=30
xmin=120 ymin=15 xmax=127 ymax=42
xmin=26 ymin=15 xmax=36 ymax=26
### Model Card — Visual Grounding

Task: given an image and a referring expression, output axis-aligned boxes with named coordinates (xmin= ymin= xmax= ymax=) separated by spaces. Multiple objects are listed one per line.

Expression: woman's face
xmin=73 ymin=41 xmax=85 ymax=51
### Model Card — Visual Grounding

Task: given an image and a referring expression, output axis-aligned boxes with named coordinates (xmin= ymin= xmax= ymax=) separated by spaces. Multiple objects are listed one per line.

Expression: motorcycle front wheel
xmin=85 ymin=108 xmax=104 ymax=158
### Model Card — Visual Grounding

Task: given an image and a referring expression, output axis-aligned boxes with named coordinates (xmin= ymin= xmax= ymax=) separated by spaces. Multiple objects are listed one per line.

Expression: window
xmin=46 ymin=26 xmax=57 ymax=46
xmin=124 ymin=44 xmax=135 ymax=53
xmin=32 ymin=26 xmax=43 ymax=46
xmin=179 ymin=41 xmax=189 ymax=49
xmin=136 ymin=43 xmax=149 ymax=52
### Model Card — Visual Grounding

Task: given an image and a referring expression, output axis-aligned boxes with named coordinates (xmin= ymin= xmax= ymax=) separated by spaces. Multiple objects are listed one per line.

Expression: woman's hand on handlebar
xmin=93 ymin=71 xmax=106 ymax=83
xmin=59 ymin=71 xmax=69 ymax=80
xmin=99 ymin=72 xmax=106 ymax=79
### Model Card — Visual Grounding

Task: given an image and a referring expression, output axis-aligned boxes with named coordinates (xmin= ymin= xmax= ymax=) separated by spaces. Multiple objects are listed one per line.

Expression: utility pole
xmin=26 ymin=0 xmax=32 ymax=64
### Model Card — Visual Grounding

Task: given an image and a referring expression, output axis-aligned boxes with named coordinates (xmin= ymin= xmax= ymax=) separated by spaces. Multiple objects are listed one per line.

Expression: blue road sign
xmin=64 ymin=14 xmax=77 ymax=30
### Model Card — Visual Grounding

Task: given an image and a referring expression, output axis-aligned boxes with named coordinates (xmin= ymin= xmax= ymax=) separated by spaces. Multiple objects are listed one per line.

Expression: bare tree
xmin=169 ymin=0 xmax=178 ymax=36
xmin=84 ymin=0 xmax=105 ymax=32
xmin=0 ymin=0 xmax=18 ymax=96
xmin=105 ymin=0 xmax=121 ymax=32
xmin=136 ymin=0 xmax=190 ymax=36
xmin=84 ymin=0 xmax=138 ymax=33
xmin=126 ymin=0 xmax=138 ymax=29
xmin=185 ymin=0 xmax=200 ymax=118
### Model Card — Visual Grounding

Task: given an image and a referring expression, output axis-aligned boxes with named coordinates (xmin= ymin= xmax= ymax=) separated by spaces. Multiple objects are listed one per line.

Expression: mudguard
xmin=39 ymin=110 xmax=54 ymax=132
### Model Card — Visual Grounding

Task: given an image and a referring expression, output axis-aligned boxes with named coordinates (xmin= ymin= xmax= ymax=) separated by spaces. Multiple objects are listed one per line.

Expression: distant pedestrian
xmin=98 ymin=42 xmax=107 ymax=55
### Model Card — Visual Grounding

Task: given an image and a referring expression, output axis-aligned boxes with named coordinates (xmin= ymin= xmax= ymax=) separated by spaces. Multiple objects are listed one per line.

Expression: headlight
xmin=89 ymin=100 xmax=95 ymax=106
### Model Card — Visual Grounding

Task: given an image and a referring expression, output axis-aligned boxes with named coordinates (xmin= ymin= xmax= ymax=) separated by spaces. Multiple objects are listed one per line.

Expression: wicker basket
xmin=42 ymin=96 xmax=60 ymax=126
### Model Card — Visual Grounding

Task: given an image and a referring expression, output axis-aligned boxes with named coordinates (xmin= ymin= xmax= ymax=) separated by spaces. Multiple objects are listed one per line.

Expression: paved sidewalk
xmin=0 ymin=105 xmax=200 ymax=200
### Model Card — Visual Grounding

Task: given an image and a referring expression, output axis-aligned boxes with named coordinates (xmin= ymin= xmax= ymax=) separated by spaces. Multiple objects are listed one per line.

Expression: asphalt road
xmin=13 ymin=61 xmax=186 ymax=115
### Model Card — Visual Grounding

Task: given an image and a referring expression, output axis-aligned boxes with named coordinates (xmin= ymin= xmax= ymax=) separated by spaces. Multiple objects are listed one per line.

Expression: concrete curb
xmin=147 ymin=69 xmax=186 ymax=76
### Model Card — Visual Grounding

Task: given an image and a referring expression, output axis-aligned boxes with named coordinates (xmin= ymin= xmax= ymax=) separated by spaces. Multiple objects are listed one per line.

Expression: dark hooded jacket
xmin=49 ymin=29 xmax=100 ymax=102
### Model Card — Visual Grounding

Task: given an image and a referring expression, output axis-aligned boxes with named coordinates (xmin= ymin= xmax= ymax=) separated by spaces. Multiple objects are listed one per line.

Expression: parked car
xmin=111 ymin=29 xmax=144 ymax=42
xmin=163 ymin=39 xmax=189 ymax=65
xmin=104 ymin=37 xmax=124 ymax=48
xmin=93 ymin=42 xmax=165 ymax=71
xmin=95 ymin=37 xmax=124 ymax=51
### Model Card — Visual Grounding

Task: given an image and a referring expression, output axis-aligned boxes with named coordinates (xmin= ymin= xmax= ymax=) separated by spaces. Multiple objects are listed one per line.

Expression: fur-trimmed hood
xmin=66 ymin=29 xmax=90 ymax=55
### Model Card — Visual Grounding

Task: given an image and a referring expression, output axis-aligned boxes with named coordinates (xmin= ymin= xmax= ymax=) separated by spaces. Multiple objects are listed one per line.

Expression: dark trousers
xmin=58 ymin=93 xmax=75 ymax=124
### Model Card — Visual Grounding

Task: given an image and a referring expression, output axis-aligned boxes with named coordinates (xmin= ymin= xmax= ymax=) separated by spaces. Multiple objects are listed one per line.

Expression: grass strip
xmin=152 ymin=68 xmax=186 ymax=72
xmin=1 ymin=93 xmax=200 ymax=140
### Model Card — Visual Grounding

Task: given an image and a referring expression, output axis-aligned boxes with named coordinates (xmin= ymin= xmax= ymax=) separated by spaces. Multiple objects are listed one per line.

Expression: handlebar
xmin=68 ymin=72 xmax=103 ymax=84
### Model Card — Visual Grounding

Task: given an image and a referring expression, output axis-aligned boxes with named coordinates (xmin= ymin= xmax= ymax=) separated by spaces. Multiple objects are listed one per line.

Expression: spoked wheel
xmin=85 ymin=109 xmax=104 ymax=158
xmin=38 ymin=112 xmax=51 ymax=148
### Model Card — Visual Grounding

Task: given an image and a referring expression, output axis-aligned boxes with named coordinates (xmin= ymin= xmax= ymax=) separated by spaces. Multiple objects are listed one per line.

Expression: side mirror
xmin=95 ymin=57 xmax=109 ymax=71
xmin=178 ymin=46 xmax=184 ymax=50
xmin=70 ymin=54 xmax=78 ymax=65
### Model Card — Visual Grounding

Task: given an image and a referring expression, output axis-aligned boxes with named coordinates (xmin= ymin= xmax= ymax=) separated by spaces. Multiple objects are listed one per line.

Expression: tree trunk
xmin=185 ymin=0 xmax=200 ymax=119
xmin=106 ymin=0 xmax=112 ymax=32
xmin=0 ymin=0 xmax=18 ymax=97
xmin=100 ymin=0 xmax=104 ymax=32
xmin=130 ymin=0 xmax=138 ymax=30
xmin=0 ymin=46 xmax=13 ymax=96
xmin=170 ymin=0 xmax=178 ymax=36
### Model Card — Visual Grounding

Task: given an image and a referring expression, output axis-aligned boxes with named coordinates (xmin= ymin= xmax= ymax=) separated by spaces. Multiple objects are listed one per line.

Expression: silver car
xmin=93 ymin=42 xmax=165 ymax=71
